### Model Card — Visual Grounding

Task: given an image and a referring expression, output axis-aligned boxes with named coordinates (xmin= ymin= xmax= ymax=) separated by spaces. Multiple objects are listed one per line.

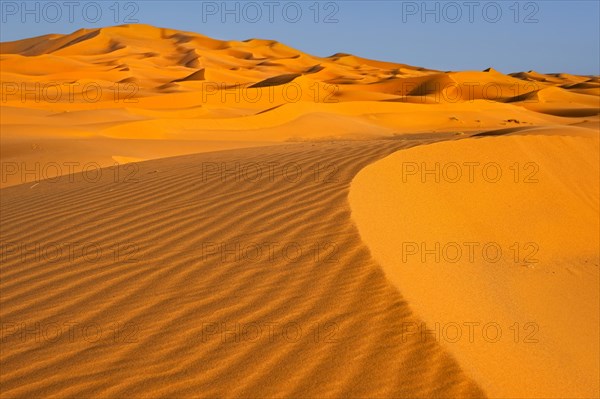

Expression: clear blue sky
xmin=1 ymin=0 xmax=598 ymax=74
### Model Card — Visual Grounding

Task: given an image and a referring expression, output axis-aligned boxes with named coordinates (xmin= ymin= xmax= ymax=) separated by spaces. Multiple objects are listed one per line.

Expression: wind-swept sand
xmin=350 ymin=127 xmax=600 ymax=398
xmin=1 ymin=140 xmax=485 ymax=398
xmin=1 ymin=24 xmax=599 ymax=398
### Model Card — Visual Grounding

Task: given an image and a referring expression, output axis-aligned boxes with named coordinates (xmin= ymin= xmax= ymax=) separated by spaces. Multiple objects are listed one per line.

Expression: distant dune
xmin=1 ymin=24 xmax=598 ymax=398
xmin=1 ymin=24 xmax=598 ymax=187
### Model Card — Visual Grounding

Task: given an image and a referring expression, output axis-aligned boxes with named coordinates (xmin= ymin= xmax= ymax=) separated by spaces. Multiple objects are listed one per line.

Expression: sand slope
xmin=350 ymin=127 xmax=600 ymax=398
xmin=1 ymin=140 xmax=485 ymax=398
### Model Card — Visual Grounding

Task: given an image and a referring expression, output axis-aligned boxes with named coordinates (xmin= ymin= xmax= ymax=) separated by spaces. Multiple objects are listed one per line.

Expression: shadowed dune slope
xmin=1 ymin=140 xmax=485 ymax=398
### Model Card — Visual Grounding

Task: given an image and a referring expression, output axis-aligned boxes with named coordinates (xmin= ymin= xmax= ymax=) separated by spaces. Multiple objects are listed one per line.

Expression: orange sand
xmin=1 ymin=24 xmax=599 ymax=398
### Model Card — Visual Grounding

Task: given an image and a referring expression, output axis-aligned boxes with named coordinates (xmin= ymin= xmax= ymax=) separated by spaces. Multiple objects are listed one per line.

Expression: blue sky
xmin=1 ymin=0 xmax=598 ymax=74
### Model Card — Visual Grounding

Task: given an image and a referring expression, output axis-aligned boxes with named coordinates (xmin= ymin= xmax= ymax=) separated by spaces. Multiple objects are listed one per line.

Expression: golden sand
xmin=1 ymin=24 xmax=598 ymax=398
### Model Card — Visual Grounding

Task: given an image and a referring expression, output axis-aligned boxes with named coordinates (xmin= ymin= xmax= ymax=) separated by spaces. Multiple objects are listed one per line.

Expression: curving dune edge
xmin=350 ymin=126 xmax=600 ymax=398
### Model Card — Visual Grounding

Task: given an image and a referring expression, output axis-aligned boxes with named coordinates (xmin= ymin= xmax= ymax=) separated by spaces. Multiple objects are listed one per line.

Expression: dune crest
xmin=350 ymin=127 xmax=600 ymax=398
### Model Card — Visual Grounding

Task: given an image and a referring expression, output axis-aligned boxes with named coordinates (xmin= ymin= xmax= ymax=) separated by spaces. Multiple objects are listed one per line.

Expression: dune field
xmin=1 ymin=24 xmax=599 ymax=398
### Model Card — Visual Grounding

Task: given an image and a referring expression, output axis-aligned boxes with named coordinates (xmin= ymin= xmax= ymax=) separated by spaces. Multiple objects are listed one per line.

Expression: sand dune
xmin=350 ymin=127 xmax=599 ymax=398
xmin=1 ymin=24 xmax=599 ymax=398
xmin=2 ymin=24 xmax=598 ymax=187
xmin=1 ymin=140 xmax=485 ymax=398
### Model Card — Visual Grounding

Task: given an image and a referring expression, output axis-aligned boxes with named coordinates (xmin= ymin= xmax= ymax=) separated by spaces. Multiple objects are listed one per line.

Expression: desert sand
xmin=2 ymin=24 xmax=597 ymax=188
xmin=350 ymin=128 xmax=599 ymax=398
xmin=0 ymin=24 xmax=599 ymax=398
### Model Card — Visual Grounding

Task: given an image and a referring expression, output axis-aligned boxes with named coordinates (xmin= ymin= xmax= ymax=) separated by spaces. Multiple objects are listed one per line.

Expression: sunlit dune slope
xmin=350 ymin=126 xmax=600 ymax=399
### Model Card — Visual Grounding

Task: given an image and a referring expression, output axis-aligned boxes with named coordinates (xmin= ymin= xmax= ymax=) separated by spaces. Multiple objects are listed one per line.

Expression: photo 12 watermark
xmin=401 ymin=321 xmax=540 ymax=344
xmin=200 ymin=1 xmax=340 ymax=24
xmin=1 ymin=161 xmax=140 ymax=185
xmin=400 ymin=1 xmax=540 ymax=24
xmin=197 ymin=161 xmax=339 ymax=184
xmin=399 ymin=161 xmax=540 ymax=184
xmin=400 ymin=241 xmax=539 ymax=265
xmin=0 ymin=241 xmax=141 ymax=264
xmin=1 ymin=320 xmax=140 ymax=344
xmin=200 ymin=320 xmax=339 ymax=344
xmin=1 ymin=81 xmax=139 ymax=103
xmin=193 ymin=240 xmax=339 ymax=264
xmin=1 ymin=1 xmax=140 ymax=24
xmin=199 ymin=81 xmax=339 ymax=104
